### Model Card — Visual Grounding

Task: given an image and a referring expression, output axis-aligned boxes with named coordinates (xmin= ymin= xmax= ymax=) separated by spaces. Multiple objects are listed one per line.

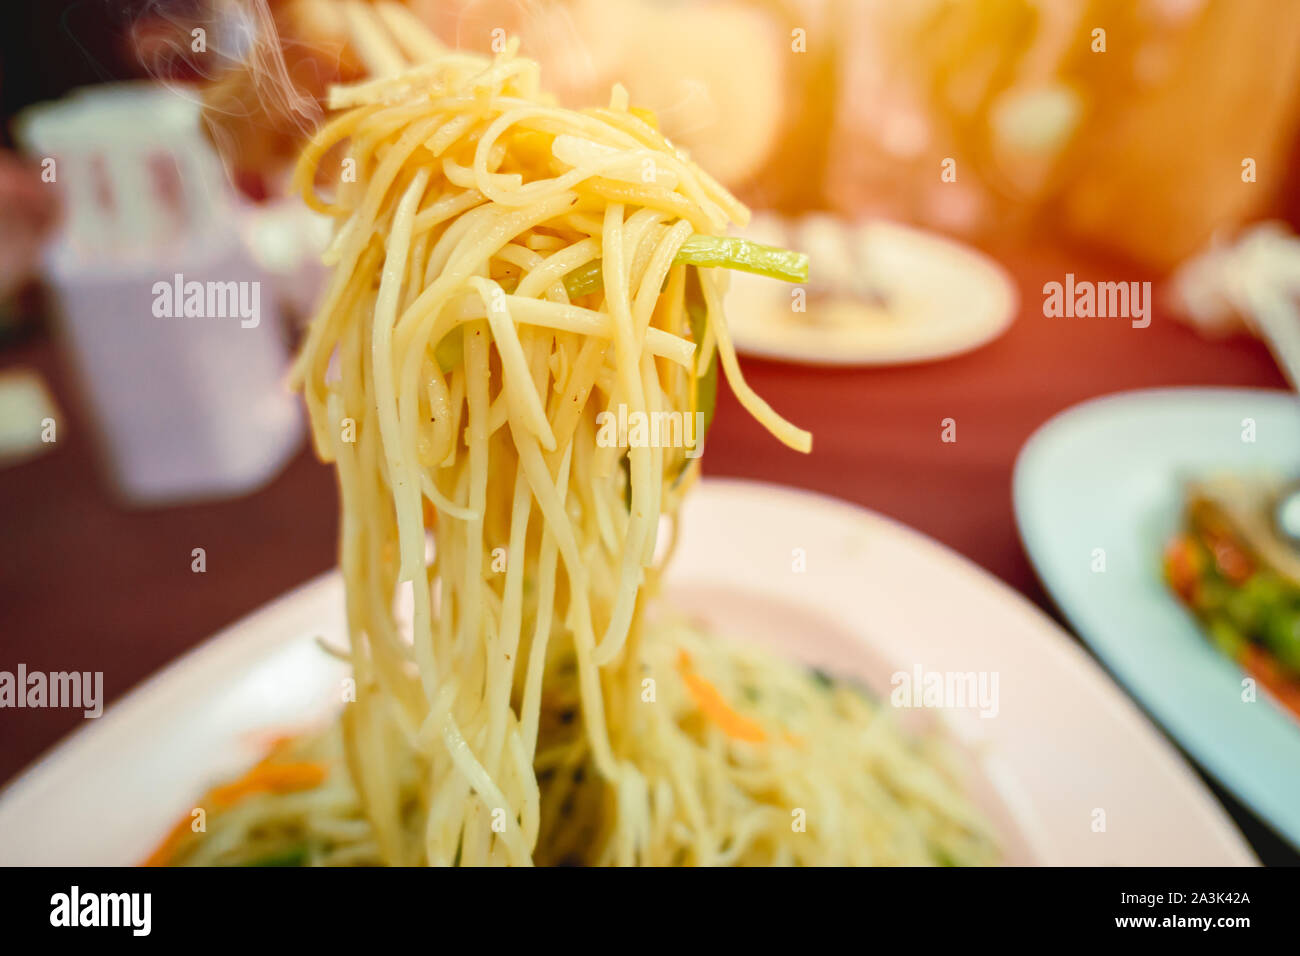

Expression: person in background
xmin=0 ymin=150 xmax=56 ymax=338
xmin=0 ymin=0 xmax=158 ymax=339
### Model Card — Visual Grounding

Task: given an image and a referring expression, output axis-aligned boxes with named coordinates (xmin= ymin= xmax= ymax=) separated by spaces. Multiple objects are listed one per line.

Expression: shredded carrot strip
xmin=141 ymin=758 xmax=327 ymax=866
xmin=141 ymin=814 xmax=197 ymax=867
xmin=1242 ymin=646 xmax=1300 ymax=721
xmin=676 ymin=650 xmax=766 ymax=743
xmin=209 ymin=762 xmax=327 ymax=807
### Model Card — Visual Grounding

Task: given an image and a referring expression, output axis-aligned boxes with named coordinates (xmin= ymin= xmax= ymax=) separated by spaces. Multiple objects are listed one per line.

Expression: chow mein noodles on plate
xmin=149 ymin=39 xmax=997 ymax=867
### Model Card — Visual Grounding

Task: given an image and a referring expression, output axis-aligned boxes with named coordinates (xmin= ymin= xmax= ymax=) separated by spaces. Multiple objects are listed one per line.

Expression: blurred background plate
xmin=0 ymin=479 xmax=1253 ymax=865
xmin=724 ymin=218 xmax=1018 ymax=366
xmin=1014 ymin=387 xmax=1300 ymax=849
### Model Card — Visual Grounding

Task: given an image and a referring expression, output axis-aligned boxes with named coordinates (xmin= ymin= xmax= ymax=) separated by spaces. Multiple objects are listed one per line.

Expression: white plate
xmin=0 ymin=480 xmax=1252 ymax=865
xmin=1015 ymin=387 xmax=1300 ymax=849
xmin=725 ymin=219 xmax=1018 ymax=366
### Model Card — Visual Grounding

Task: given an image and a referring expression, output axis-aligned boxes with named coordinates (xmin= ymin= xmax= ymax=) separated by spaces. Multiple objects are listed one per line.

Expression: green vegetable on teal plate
xmin=1168 ymin=529 xmax=1300 ymax=679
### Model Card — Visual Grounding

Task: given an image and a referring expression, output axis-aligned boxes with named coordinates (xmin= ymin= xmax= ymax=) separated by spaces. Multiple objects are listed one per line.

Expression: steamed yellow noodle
xmin=159 ymin=43 xmax=996 ymax=867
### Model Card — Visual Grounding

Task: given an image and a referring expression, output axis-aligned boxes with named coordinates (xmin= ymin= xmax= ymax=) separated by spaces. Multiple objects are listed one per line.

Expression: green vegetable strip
xmin=560 ymin=235 xmax=807 ymax=299
xmin=685 ymin=287 xmax=718 ymax=447
xmin=673 ymin=235 xmax=809 ymax=284
xmin=562 ymin=260 xmax=605 ymax=299
xmin=435 ymin=236 xmax=806 ymax=371
xmin=243 ymin=843 xmax=310 ymax=867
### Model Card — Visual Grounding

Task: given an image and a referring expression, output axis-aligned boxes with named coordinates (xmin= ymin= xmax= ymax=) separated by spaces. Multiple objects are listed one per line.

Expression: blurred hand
xmin=0 ymin=151 xmax=57 ymax=303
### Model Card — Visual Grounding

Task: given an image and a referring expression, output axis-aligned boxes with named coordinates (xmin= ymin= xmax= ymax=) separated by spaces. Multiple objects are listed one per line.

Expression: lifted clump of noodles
xmin=155 ymin=41 xmax=997 ymax=867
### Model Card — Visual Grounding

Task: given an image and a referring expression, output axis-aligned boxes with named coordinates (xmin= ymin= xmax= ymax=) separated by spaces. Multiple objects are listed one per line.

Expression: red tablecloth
xmin=705 ymin=238 xmax=1287 ymax=602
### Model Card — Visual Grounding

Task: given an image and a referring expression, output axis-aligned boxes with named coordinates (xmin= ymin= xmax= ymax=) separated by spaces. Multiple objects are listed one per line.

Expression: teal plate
xmin=1015 ymin=387 xmax=1300 ymax=849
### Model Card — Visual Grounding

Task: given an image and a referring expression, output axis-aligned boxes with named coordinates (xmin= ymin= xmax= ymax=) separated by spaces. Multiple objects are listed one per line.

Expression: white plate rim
xmin=0 ymin=478 xmax=1255 ymax=865
xmin=1013 ymin=385 xmax=1300 ymax=852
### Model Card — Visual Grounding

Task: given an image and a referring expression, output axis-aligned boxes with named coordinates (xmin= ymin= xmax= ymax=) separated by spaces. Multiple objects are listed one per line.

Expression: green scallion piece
xmin=559 ymin=235 xmax=808 ymax=300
